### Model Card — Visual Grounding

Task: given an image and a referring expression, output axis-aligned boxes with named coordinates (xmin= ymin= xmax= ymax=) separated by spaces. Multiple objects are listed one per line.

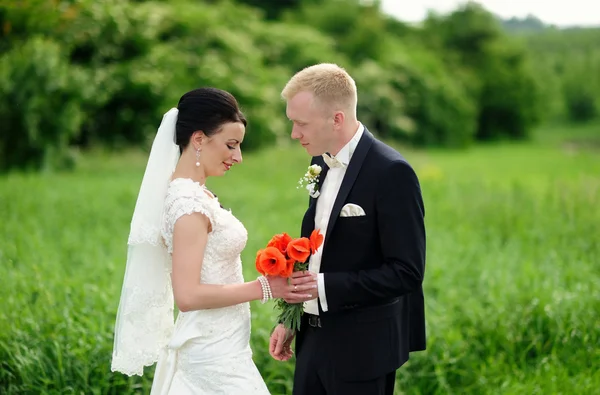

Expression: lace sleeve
xmin=162 ymin=185 xmax=216 ymax=255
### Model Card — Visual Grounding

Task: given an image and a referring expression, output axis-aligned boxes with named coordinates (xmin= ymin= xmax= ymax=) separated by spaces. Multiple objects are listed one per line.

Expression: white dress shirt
xmin=304 ymin=122 xmax=365 ymax=315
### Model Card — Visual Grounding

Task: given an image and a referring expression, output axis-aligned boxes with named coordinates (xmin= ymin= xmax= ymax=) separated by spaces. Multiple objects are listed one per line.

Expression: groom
xmin=269 ymin=63 xmax=427 ymax=395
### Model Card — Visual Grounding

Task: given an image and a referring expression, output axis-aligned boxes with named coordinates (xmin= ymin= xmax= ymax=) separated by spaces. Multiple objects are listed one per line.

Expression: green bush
xmin=0 ymin=37 xmax=89 ymax=171
xmin=3 ymin=0 xmax=593 ymax=172
xmin=287 ymin=0 xmax=390 ymax=63
xmin=59 ymin=0 xmax=176 ymax=147
xmin=252 ymin=20 xmax=342 ymax=73
xmin=565 ymin=87 xmax=597 ymax=122
xmin=423 ymin=3 xmax=542 ymax=141
xmin=560 ymin=50 xmax=600 ymax=122
xmin=388 ymin=46 xmax=478 ymax=147
xmin=351 ymin=54 xmax=478 ymax=148
xmin=351 ymin=60 xmax=413 ymax=141
xmin=141 ymin=0 xmax=292 ymax=150
xmin=521 ymin=28 xmax=600 ymax=122
xmin=476 ymin=43 xmax=541 ymax=140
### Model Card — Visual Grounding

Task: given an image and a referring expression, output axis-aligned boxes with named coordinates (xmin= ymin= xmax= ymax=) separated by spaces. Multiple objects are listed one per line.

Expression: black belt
xmin=304 ymin=298 xmax=400 ymax=329
xmin=305 ymin=313 xmax=322 ymax=328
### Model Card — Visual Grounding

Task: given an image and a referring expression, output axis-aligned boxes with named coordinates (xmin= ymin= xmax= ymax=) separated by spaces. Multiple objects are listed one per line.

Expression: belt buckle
xmin=308 ymin=315 xmax=322 ymax=328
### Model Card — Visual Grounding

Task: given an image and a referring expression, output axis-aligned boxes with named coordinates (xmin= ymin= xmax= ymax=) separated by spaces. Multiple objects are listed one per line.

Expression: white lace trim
xmin=111 ymin=260 xmax=174 ymax=376
xmin=161 ymin=178 xmax=219 ymax=255
xmin=127 ymin=224 xmax=164 ymax=246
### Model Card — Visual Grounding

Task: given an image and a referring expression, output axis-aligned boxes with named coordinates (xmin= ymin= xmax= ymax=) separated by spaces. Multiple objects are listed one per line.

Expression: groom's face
xmin=286 ymin=91 xmax=333 ymax=156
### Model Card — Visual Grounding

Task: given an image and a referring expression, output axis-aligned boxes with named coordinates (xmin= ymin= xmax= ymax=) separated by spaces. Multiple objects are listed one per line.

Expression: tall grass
xmin=1 ymin=123 xmax=599 ymax=394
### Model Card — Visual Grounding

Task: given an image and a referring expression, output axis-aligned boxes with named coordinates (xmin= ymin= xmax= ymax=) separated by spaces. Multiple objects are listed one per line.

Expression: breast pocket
xmin=332 ymin=216 xmax=371 ymax=244
xmin=336 ymin=215 xmax=368 ymax=226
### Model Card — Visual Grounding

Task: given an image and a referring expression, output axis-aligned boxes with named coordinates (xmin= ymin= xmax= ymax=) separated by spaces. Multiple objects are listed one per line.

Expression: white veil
xmin=111 ymin=108 xmax=181 ymax=376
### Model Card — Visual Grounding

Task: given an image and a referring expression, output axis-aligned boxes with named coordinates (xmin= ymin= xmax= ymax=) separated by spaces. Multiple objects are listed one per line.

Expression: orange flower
xmin=286 ymin=237 xmax=311 ymax=263
xmin=255 ymin=249 xmax=265 ymax=274
xmin=267 ymin=233 xmax=294 ymax=264
xmin=309 ymin=229 xmax=324 ymax=254
xmin=280 ymin=259 xmax=295 ymax=278
xmin=255 ymin=247 xmax=287 ymax=276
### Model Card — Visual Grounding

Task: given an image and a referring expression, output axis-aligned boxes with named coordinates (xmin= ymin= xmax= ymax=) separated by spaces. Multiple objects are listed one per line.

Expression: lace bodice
xmin=161 ymin=178 xmax=248 ymax=285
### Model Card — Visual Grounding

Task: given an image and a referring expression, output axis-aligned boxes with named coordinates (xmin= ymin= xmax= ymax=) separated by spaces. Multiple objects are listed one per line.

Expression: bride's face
xmin=199 ymin=122 xmax=245 ymax=177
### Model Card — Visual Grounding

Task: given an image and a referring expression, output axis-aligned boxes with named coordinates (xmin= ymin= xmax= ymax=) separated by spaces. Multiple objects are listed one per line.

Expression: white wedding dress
xmin=150 ymin=178 xmax=270 ymax=395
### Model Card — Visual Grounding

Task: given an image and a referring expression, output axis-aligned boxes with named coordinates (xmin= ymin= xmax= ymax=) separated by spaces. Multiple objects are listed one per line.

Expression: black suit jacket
xmin=296 ymin=128 xmax=426 ymax=381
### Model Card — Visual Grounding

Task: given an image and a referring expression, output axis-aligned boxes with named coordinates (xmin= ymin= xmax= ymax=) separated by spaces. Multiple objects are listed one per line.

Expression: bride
xmin=110 ymin=87 xmax=317 ymax=394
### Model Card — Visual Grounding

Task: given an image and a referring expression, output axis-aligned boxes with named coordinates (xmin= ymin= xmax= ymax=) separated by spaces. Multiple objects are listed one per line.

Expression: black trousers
xmin=293 ymin=315 xmax=396 ymax=395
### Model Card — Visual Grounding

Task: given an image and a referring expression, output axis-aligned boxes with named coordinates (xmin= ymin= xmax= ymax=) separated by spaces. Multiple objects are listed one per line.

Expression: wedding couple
xmin=111 ymin=63 xmax=426 ymax=395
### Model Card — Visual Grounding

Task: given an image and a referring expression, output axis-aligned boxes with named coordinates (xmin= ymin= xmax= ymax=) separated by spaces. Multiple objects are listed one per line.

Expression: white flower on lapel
xmin=297 ymin=164 xmax=322 ymax=198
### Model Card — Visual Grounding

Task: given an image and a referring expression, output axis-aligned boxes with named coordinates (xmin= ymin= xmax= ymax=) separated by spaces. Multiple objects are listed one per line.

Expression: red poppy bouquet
xmin=255 ymin=230 xmax=324 ymax=331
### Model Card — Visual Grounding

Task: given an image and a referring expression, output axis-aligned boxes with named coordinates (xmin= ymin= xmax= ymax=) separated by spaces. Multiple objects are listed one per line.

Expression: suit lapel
xmin=310 ymin=156 xmax=329 ymax=208
xmin=301 ymin=204 xmax=316 ymax=238
xmin=301 ymin=156 xmax=328 ymax=238
xmin=324 ymin=130 xmax=374 ymax=247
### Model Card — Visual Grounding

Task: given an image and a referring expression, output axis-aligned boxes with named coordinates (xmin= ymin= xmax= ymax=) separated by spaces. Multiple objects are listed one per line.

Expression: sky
xmin=380 ymin=0 xmax=600 ymax=27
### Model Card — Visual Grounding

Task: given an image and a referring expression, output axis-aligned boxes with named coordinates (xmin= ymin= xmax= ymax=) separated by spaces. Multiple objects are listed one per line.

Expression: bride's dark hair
xmin=175 ymin=88 xmax=247 ymax=153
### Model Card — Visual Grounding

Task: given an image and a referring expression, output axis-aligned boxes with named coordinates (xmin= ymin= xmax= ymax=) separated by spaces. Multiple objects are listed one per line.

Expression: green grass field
xmin=1 ymin=122 xmax=599 ymax=394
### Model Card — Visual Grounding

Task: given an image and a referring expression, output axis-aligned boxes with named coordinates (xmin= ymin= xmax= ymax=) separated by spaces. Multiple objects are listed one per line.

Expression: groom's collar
xmin=330 ymin=122 xmax=364 ymax=167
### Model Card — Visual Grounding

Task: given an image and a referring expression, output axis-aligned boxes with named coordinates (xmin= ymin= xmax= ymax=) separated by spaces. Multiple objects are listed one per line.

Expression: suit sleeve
xmin=323 ymin=160 xmax=426 ymax=311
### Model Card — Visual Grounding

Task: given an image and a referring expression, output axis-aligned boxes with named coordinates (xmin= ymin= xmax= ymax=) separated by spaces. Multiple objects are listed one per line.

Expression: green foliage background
xmin=2 ymin=0 xmax=597 ymax=171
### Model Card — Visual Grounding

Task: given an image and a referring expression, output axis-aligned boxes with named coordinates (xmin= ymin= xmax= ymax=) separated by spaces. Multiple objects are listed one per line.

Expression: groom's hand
xmin=268 ymin=271 xmax=317 ymax=303
xmin=284 ymin=271 xmax=318 ymax=303
xmin=269 ymin=324 xmax=295 ymax=361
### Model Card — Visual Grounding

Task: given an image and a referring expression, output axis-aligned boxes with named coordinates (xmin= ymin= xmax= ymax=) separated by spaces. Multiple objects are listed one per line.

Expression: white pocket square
xmin=340 ymin=203 xmax=366 ymax=217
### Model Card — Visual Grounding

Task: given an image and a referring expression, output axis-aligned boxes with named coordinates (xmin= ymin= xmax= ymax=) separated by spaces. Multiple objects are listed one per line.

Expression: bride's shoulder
xmin=163 ymin=178 xmax=217 ymax=223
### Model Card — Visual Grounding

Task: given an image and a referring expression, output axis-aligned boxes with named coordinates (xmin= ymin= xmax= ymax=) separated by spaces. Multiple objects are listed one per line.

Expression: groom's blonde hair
xmin=281 ymin=63 xmax=357 ymax=118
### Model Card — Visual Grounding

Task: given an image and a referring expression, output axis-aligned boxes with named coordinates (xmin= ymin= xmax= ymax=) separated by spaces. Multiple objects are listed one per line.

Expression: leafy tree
xmin=423 ymin=3 xmax=541 ymax=140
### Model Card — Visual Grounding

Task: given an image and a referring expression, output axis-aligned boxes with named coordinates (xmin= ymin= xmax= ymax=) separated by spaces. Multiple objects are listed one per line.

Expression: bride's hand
xmin=267 ymin=272 xmax=317 ymax=303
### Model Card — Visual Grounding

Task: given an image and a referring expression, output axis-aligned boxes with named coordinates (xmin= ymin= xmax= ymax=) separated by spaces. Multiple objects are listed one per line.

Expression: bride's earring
xmin=195 ymin=147 xmax=201 ymax=167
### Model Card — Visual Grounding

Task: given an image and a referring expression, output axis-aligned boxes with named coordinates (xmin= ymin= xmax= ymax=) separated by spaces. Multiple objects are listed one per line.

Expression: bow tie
xmin=322 ymin=153 xmax=344 ymax=169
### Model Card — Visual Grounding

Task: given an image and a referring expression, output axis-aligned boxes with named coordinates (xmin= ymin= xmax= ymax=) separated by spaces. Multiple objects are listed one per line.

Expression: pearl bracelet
xmin=257 ymin=276 xmax=272 ymax=304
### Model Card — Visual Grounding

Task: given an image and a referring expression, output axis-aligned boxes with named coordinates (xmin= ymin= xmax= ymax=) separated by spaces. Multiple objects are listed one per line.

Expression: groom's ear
xmin=333 ymin=111 xmax=344 ymax=129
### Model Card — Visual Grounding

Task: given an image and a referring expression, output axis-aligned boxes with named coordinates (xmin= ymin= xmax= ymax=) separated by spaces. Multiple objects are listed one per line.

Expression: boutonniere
xmin=297 ymin=164 xmax=322 ymax=198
